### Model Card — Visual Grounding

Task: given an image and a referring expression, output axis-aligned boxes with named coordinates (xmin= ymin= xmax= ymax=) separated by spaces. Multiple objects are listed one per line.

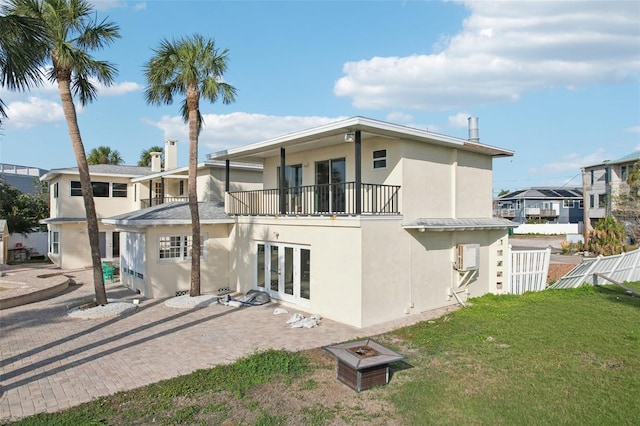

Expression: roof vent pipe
xmin=468 ymin=117 xmax=479 ymax=143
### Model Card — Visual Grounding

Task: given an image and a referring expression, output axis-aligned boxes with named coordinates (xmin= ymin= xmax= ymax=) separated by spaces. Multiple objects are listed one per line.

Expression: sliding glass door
xmin=315 ymin=158 xmax=345 ymax=213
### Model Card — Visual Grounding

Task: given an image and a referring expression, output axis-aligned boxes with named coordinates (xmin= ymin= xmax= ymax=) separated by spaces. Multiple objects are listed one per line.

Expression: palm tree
xmin=7 ymin=0 xmax=120 ymax=305
xmin=87 ymin=145 xmax=124 ymax=165
xmin=0 ymin=10 xmax=46 ymax=124
xmin=138 ymin=145 xmax=164 ymax=167
xmin=144 ymin=34 xmax=236 ymax=297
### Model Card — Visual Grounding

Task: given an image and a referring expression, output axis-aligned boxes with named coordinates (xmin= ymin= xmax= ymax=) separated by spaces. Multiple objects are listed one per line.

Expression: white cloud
xmin=529 ymin=150 xmax=607 ymax=175
xmin=97 ymin=81 xmax=142 ymax=96
xmin=133 ymin=2 xmax=146 ymax=11
xmin=448 ymin=112 xmax=471 ymax=128
xmin=627 ymin=126 xmax=640 ymax=134
xmin=3 ymin=97 xmax=64 ymax=129
xmin=88 ymin=0 xmax=127 ymax=11
xmin=334 ymin=1 xmax=640 ymax=110
xmin=145 ymin=112 xmax=350 ymax=153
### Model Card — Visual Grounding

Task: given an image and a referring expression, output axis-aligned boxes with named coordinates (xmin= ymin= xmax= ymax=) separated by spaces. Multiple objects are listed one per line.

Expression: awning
xmin=404 ymin=217 xmax=519 ymax=232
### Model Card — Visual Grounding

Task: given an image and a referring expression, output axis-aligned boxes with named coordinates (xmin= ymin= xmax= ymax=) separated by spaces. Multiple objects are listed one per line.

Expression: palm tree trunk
xmin=57 ymin=73 xmax=108 ymax=305
xmin=187 ymin=87 xmax=201 ymax=296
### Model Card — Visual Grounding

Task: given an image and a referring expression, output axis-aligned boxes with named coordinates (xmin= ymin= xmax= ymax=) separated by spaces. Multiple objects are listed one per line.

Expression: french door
xmin=257 ymin=242 xmax=310 ymax=307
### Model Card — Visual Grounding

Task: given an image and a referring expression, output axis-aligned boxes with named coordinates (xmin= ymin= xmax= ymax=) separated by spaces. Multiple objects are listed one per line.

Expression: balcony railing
xmin=494 ymin=208 xmax=516 ymax=218
xmin=227 ymin=182 xmax=400 ymax=216
xmin=141 ymin=196 xmax=189 ymax=209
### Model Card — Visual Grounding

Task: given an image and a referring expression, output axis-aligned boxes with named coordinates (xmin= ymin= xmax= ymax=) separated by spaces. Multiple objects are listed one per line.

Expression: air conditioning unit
xmin=456 ymin=244 xmax=479 ymax=271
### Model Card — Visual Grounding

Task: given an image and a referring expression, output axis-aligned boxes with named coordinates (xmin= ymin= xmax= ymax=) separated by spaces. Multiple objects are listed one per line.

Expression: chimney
xmin=468 ymin=117 xmax=480 ymax=143
xmin=150 ymin=152 xmax=162 ymax=172
xmin=164 ymin=139 xmax=178 ymax=170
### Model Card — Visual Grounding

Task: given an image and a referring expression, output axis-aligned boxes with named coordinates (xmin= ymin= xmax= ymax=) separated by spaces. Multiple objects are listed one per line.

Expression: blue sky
xmin=0 ymin=0 xmax=638 ymax=195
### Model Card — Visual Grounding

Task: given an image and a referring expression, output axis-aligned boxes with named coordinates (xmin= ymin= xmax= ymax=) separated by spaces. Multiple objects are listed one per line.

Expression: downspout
xmin=355 ymin=130 xmax=362 ymax=215
xmin=280 ymin=148 xmax=286 ymax=215
xmin=582 ymin=167 xmax=590 ymax=251
xmin=451 ymin=149 xmax=458 ymax=219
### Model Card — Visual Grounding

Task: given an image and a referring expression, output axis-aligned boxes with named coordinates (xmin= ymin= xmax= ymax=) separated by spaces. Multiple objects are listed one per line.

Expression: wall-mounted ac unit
xmin=456 ymin=244 xmax=479 ymax=271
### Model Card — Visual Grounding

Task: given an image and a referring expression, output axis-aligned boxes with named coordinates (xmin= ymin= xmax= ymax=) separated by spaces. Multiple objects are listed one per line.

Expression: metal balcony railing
xmin=226 ymin=182 xmax=400 ymax=216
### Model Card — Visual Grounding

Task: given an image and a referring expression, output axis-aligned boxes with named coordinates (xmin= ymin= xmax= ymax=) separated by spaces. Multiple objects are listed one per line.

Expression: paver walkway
xmin=0 ymin=266 xmax=455 ymax=422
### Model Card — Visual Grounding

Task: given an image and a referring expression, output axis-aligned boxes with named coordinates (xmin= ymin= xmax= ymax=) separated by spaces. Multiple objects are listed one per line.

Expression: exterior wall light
xmin=344 ymin=132 xmax=355 ymax=142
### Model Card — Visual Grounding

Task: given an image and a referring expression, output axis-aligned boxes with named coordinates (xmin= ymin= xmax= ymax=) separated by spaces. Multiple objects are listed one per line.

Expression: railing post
xmin=355 ymin=130 xmax=362 ymax=215
xmin=280 ymin=148 xmax=286 ymax=215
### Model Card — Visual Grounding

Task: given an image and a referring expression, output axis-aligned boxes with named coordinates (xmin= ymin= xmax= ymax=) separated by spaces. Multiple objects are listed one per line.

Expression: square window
xmin=112 ymin=183 xmax=127 ymax=198
xmin=92 ymin=182 xmax=109 ymax=197
xmin=70 ymin=181 xmax=82 ymax=196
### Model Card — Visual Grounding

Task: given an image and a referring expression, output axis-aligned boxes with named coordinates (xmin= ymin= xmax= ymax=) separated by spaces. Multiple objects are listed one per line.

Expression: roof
xmin=41 ymin=165 xmax=152 ymax=181
xmin=101 ymin=201 xmax=234 ymax=227
xmin=403 ymin=217 xmax=518 ymax=231
xmin=41 ymin=217 xmax=86 ymax=224
xmin=583 ymin=151 xmax=640 ymax=169
xmin=130 ymin=160 xmax=263 ymax=183
xmin=497 ymin=187 xmax=583 ymax=200
xmin=208 ymin=116 xmax=514 ymax=163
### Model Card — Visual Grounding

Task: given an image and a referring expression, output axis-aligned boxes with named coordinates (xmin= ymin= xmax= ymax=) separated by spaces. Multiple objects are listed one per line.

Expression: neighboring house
xmin=41 ymin=138 xmax=263 ymax=270
xmin=494 ymin=187 xmax=584 ymax=224
xmin=0 ymin=163 xmax=48 ymax=194
xmin=195 ymin=116 xmax=514 ymax=328
xmin=582 ymin=152 xmax=640 ymax=226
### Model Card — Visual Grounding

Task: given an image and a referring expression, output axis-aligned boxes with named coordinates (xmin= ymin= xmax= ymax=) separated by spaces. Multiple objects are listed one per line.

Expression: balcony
xmin=141 ymin=196 xmax=189 ymax=209
xmin=524 ymin=207 xmax=559 ymax=218
xmin=226 ymin=182 xmax=400 ymax=216
xmin=494 ymin=208 xmax=516 ymax=218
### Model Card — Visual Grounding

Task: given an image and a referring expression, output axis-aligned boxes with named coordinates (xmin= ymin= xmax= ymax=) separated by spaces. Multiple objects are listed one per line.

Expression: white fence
xmin=549 ymin=248 xmax=640 ymax=289
xmin=513 ymin=223 xmax=580 ymax=235
xmin=508 ymin=247 xmax=551 ymax=294
xmin=8 ymin=232 xmax=48 ymax=257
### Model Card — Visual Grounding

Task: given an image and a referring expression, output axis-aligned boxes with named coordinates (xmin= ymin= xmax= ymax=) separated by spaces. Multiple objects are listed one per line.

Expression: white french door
xmin=256 ymin=242 xmax=310 ymax=307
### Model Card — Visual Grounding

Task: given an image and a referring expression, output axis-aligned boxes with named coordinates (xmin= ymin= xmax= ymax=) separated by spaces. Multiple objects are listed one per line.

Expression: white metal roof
xmin=208 ymin=116 xmax=514 ymax=163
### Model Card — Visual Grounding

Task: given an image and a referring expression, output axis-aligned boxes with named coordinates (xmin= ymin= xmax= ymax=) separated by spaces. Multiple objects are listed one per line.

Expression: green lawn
xmin=5 ymin=285 xmax=640 ymax=425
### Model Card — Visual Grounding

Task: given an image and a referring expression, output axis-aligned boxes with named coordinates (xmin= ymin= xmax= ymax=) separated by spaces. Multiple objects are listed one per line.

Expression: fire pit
xmin=323 ymin=339 xmax=404 ymax=392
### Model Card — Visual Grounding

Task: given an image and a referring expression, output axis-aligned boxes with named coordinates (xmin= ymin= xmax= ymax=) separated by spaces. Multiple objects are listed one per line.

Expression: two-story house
xmin=582 ymin=152 xmax=640 ymax=227
xmin=494 ymin=187 xmax=583 ymax=224
xmin=196 ymin=116 xmax=514 ymax=328
xmin=41 ymin=138 xmax=263 ymax=270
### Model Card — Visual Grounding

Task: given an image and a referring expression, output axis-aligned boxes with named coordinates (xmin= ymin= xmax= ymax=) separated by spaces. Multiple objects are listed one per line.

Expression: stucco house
xmin=41 ymin=139 xmax=262 ymax=270
xmin=44 ymin=117 xmax=516 ymax=328
xmin=193 ymin=116 xmax=513 ymax=328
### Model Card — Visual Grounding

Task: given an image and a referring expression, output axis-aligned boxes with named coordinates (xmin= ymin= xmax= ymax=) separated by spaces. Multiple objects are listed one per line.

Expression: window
xmin=71 ymin=181 xmax=82 ymax=196
xmin=621 ymin=165 xmax=628 ymax=182
xmin=563 ymin=200 xmax=575 ymax=208
xmin=154 ymin=181 xmax=162 ymax=197
xmin=590 ymin=170 xmax=594 ymax=185
xmin=53 ymin=182 xmax=59 ymax=198
xmin=579 ymin=199 xmax=584 ymax=208
xmin=598 ymin=193 xmax=608 ymax=208
xmin=372 ymin=149 xmax=387 ymax=169
xmin=112 ymin=183 xmax=127 ymax=198
xmin=590 ymin=194 xmax=595 ymax=208
xmin=158 ymin=234 xmax=206 ymax=261
xmin=50 ymin=231 xmax=59 ymax=254
xmin=92 ymin=182 xmax=109 ymax=197
xmin=179 ymin=180 xmax=185 ymax=196
xmin=605 ymin=167 xmax=610 ymax=184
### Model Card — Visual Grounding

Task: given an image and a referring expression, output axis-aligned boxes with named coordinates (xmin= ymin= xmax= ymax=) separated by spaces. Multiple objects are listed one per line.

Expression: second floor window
xmin=590 ymin=170 xmax=594 ymax=185
xmin=373 ymin=149 xmax=387 ymax=169
xmin=179 ymin=180 xmax=185 ymax=196
xmin=53 ymin=182 xmax=59 ymax=198
xmin=598 ymin=194 xmax=608 ymax=208
xmin=563 ymin=200 xmax=574 ymax=208
xmin=590 ymin=194 xmax=595 ymax=208
xmin=112 ymin=183 xmax=127 ymax=198
xmin=621 ymin=165 xmax=628 ymax=182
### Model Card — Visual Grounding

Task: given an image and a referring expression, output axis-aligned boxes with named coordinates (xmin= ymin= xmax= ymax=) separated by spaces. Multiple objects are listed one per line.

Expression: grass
xmin=4 ymin=285 xmax=640 ymax=425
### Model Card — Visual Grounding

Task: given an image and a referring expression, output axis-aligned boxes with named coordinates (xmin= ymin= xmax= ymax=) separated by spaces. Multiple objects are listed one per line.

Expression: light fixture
xmin=344 ymin=132 xmax=355 ymax=142
xmin=419 ymin=227 xmax=426 ymax=233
